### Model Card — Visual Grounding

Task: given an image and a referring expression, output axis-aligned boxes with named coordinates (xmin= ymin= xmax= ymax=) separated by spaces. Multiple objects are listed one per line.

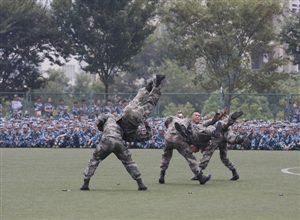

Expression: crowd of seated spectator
xmin=0 ymin=94 xmax=165 ymax=149
xmin=228 ymin=119 xmax=300 ymax=150
xmin=0 ymin=95 xmax=299 ymax=150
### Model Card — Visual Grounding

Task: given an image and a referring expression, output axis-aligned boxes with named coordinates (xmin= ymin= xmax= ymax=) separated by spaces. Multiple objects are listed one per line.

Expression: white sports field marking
xmin=281 ymin=167 xmax=300 ymax=176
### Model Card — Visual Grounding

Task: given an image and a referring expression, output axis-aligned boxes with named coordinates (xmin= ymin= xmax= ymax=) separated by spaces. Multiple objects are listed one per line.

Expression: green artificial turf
xmin=1 ymin=149 xmax=299 ymax=220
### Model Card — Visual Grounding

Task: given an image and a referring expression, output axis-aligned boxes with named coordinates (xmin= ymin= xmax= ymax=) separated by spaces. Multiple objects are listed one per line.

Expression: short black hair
xmin=190 ymin=110 xmax=200 ymax=116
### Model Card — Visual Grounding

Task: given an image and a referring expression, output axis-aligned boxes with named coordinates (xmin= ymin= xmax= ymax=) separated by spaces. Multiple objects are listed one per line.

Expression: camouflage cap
xmin=98 ymin=112 xmax=114 ymax=123
xmin=157 ymin=125 xmax=164 ymax=130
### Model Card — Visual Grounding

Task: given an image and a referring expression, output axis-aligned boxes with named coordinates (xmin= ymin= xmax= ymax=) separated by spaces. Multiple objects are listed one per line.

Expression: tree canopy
xmin=281 ymin=11 xmax=300 ymax=65
xmin=51 ymin=0 xmax=158 ymax=98
xmin=0 ymin=0 xmax=55 ymax=92
xmin=0 ymin=0 xmax=69 ymax=93
xmin=160 ymin=0 xmax=294 ymax=112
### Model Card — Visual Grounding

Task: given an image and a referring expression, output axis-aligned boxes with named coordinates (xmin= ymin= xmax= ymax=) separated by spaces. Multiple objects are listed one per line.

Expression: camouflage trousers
xmin=190 ymin=123 xmax=217 ymax=145
xmin=199 ymin=132 xmax=236 ymax=171
xmin=160 ymin=133 xmax=201 ymax=175
xmin=188 ymin=117 xmax=236 ymax=147
xmin=122 ymin=87 xmax=161 ymax=125
xmin=83 ymin=136 xmax=141 ymax=180
xmin=223 ymin=129 xmax=240 ymax=144
xmin=220 ymin=113 xmax=238 ymax=131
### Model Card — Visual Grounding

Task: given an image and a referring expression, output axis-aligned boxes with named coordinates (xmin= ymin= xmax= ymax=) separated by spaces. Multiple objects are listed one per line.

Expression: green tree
xmin=202 ymin=94 xmax=275 ymax=120
xmin=109 ymin=36 xmax=174 ymax=102
xmin=230 ymin=96 xmax=274 ymax=121
xmin=201 ymin=94 xmax=220 ymax=117
xmin=160 ymin=0 xmax=293 ymax=112
xmin=70 ymin=72 xmax=107 ymax=106
xmin=162 ymin=102 xmax=195 ymax=117
xmin=280 ymin=11 xmax=300 ymax=65
xmin=129 ymin=35 xmax=174 ymax=85
xmin=155 ymin=59 xmax=210 ymax=115
xmin=51 ymin=0 xmax=158 ymax=98
xmin=32 ymin=69 xmax=72 ymax=110
xmin=0 ymin=0 xmax=60 ymax=93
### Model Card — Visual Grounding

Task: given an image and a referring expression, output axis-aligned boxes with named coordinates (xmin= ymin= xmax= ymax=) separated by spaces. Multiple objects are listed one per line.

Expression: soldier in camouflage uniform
xmin=43 ymin=126 xmax=56 ymax=148
xmin=258 ymin=125 xmax=270 ymax=150
xmin=158 ymin=114 xmax=218 ymax=185
xmin=94 ymin=99 xmax=103 ymax=118
xmin=80 ymin=99 xmax=89 ymax=118
xmin=58 ymin=107 xmax=71 ymax=120
xmin=72 ymin=124 xmax=85 ymax=148
xmin=178 ymin=111 xmax=248 ymax=181
xmin=194 ymin=126 xmax=251 ymax=181
xmin=56 ymin=99 xmax=65 ymax=117
xmin=71 ymin=101 xmax=80 ymax=117
xmin=0 ymin=124 xmax=7 ymax=147
xmin=86 ymin=126 xmax=101 ymax=148
xmin=19 ymin=124 xmax=32 ymax=147
xmin=33 ymin=96 xmax=43 ymax=118
xmin=150 ymin=125 xmax=165 ymax=149
xmin=116 ymin=75 xmax=165 ymax=142
xmin=14 ymin=124 xmax=22 ymax=148
xmin=267 ymin=127 xmax=280 ymax=150
xmin=292 ymin=125 xmax=300 ymax=150
xmin=282 ymin=127 xmax=294 ymax=150
xmin=80 ymin=113 xmax=148 ymax=191
xmin=250 ymin=128 xmax=261 ymax=150
xmin=4 ymin=124 xmax=15 ymax=148
xmin=55 ymin=126 xmax=71 ymax=148
xmin=31 ymin=123 xmax=43 ymax=147
xmin=0 ymin=103 xmax=3 ymax=118
xmin=44 ymin=97 xmax=55 ymax=119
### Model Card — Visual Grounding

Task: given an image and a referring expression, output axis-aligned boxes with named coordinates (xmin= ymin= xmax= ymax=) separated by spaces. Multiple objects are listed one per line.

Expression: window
xmin=252 ymin=58 xmax=260 ymax=70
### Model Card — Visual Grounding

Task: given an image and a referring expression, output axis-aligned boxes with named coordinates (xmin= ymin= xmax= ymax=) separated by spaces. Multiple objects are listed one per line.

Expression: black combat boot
xmin=197 ymin=172 xmax=212 ymax=185
xmin=80 ymin=178 xmax=90 ymax=190
xmin=190 ymin=175 xmax=198 ymax=180
xmin=136 ymin=178 xmax=147 ymax=190
xmin=159 ymin=170 xmax=166 ymax=184
xmin=230 ymin=168 xmax=239 ymax=180
xmin=212 ymin=122 xmax=222 ymax=138
xmin=224 ymin=111 xmax=244 ymax=130
xmin=174 ymin=122 xmax=188 ymax=139
xmin=235 ymin=135 xmax=245 ymax=144
xmin=145 ymin=80 xmax=153 ymax=93
xmin=241 ymin=133 xmax=253 ymax=148
xmin=155 ymin=74 xmax=165 ymax=87
xmin=231 ymin=111 xmax=243 ymax=120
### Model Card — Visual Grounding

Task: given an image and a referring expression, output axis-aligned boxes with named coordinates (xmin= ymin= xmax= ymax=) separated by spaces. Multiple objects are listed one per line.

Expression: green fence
xmin=0 ymin=91 xmax=298 ymax=121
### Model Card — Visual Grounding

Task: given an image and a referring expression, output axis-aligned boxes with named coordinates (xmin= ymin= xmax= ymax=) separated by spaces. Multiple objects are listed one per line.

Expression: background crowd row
xmin=0 ymin=116 xmax=165 ymax=149
xmin=0 ymin=108 xmax=299 ymax=150
xmin=0 ymin=94 xmax=129 ymax=120
xmin=2 ymin=94 xmax=300 ymax=123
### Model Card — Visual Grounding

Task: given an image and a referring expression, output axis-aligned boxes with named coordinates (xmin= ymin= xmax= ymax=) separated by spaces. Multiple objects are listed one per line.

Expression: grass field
xmin=1 ymin=149 xmax=299 ymax=220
